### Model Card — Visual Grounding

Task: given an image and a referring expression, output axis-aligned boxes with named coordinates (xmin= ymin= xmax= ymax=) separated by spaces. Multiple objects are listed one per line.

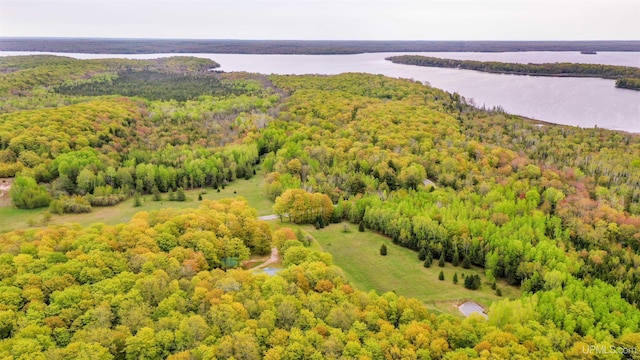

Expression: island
xmin=386 ymin=55 xmax=640 ymax=90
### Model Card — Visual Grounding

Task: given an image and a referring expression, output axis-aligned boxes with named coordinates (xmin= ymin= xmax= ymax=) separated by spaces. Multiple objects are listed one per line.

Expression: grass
xmin=299 ymin=222 xmax=520 ymax=317
xmin=2 ymin=175 xmax=518 ymax=319
xmin=0 ymin=175 xmax=273 ymax=233
xmin=0 ymin=207 xmax=45 ymax=233
xmin=243 ymin=260 xmax=266 ymax=270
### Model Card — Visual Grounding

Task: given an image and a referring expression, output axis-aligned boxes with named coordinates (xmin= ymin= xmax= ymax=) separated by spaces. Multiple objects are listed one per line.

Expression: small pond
xmin=258 ymin=267 xmax=282 ymax=276
xmin=459 ymin=301 xmax=487 ymax=318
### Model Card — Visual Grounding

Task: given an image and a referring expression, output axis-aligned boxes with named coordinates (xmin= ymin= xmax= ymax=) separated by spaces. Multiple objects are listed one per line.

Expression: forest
xmin=0 ymin=55 xmax=639 ymax=358
xmin=387 ymin=55 xmax=640 ymax=90
xmin=2 ymin=38 xmax=640 ymax=54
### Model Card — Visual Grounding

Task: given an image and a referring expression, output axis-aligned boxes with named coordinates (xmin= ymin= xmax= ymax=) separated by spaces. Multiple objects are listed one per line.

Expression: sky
xmin=1 ymin=0 xmax=639 ymax=40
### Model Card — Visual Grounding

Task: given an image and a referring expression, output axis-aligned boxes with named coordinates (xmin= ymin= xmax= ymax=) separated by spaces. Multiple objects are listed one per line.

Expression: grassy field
xmin=297 ymin=222 xmax=520 ymax=317
xmin=0 ymin=175 xmax=273 ymax=233
xmin=2 ymin=174 xmax=518 ymax=318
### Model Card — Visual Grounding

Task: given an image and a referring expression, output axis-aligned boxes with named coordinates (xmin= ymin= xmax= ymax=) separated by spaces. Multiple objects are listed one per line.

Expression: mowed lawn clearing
xmin=0 ymin=175 xmax=273 ymax=233
xmin=305 ymin=222 xmax=520 ymax=316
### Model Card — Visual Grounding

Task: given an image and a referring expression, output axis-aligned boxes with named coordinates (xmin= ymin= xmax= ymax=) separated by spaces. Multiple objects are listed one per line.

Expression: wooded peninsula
xmin=387 ymin=55 xmax=640 ymax=90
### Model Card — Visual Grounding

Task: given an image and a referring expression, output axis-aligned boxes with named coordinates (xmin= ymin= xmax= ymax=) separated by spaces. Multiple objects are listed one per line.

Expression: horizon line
xmin=2 ymin=37 xmax=640 ymax=42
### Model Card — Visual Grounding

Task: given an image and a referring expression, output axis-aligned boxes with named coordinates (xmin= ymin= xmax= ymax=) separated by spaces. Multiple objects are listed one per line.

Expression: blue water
xmin=259 ymin=267 xmax=281 ymax=276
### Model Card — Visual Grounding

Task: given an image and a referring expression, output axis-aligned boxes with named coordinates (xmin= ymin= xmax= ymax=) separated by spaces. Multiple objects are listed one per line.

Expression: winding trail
xmin=251 ymin=247 xmax=280 ymax=270
xmin=239 ymin=215 xmax=281 ymax=271
xmin=258 ymin=214 xmax=279 ymax=221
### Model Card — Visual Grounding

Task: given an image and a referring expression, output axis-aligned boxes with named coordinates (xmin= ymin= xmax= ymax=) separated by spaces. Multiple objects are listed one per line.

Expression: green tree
xmin=438 ymin=253 xmax=445 ymax=267
xmin=423 ymin=256 xmax=432 ymax=268
xmin=9 ymin=176 xmax=51 ymax=209
xmin=176 ymin=187 xmax=186 ymax=201
xmin=462 ymin=256 xmax=471 ymax=269
xmin=464 ymin=275 xmax=481 ymax=290
xmin=380 ymin=244 xmax=387 ymax=256
xmin=133 ymin=192 xmax=142 ymax=207
xmin=76 ymin=168 xmax=96 ymax=194
xmin=418 ymin=248 xmax=427 ymax=261
xmin=152 ymin=185 xmax=161 ymax=201
xmin=439 ymin=271 xmax=444 ymax=281
xmin=453 ymin=272 xmax=458 ymax=284
xmin=125 ymin=327 xmax=158 ymax=360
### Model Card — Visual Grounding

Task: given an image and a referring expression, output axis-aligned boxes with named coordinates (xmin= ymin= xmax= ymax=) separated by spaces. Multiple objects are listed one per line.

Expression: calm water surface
xmin=459 ymin=301 xmax=488 ymax=318
xmin=2 ymin=51 xmax=639 ymax=132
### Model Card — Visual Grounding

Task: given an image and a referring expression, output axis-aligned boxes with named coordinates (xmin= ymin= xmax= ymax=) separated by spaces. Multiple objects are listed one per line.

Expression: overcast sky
xmin=1 ymin=0 xmax=638 ymax=40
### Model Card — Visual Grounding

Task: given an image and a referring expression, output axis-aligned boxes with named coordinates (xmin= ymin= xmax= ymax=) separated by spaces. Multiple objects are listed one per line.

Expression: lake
xmin=2 ymin=50 xmax=639 ymax=132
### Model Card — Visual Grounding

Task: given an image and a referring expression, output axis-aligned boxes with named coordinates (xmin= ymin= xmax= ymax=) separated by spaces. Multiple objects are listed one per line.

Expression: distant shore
xmin=1 ymin=38 xmax=640 ymax=54
xmin=387 ymin=55 xmax=640 ymax=91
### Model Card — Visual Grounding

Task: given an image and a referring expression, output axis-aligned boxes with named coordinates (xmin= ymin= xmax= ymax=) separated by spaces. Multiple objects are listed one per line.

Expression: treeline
xmin=3 ymin=38 xmax=640 ymax=53
xmin=0 ymin=201 xmax=638 ymax=359
xmin=9 ymin=143 xmax=260 ymax=212
xmin=387 ymin=55 xmax=640 ymax=89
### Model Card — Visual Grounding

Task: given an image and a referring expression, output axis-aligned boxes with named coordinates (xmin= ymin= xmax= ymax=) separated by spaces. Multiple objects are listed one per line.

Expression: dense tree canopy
xmin=0 ymin=56 xmax=280 ymax=211
xmin=1 ymin=56 xmax=639 ymax=358
xmin=255 ymin=72 xmax=640 ymax=346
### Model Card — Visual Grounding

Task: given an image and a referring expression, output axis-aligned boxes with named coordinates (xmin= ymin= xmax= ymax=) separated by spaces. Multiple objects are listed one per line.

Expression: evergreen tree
xmin=462 ymin=255 xmax=471 ymax=269
xmin=380 ymin=244 xmax=388 ymax=256
xmin=359 ymin=222 xmax=365 ymax=232
xmin=452 ymin=251 xmax=460 ymax=266
xmin=438 ymin=271 xmax=444 ymax=281
xmin=464 ymin=275 xmax=481 ymax=290
xmin=418 ymin=247 xmax=427 ymax=261
xmin=423 ymin=252 xmax=433 ymax=268
xmin=168 ymin=189 xmax=175 ymax=201
xmin=198 ymin=193 xmax=203 ymax=201
xmin=176 ymin=187 xmax=186 ymax=201
xmin=496 ymin=288 xmax=502 ymax=296
xmin=453 ymin=272 xmax=458 ymax=284
xmin=152 ymin=185 xmax=162 ymax=201
xmin=438 ymin=253 xmax=445 ymax=267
